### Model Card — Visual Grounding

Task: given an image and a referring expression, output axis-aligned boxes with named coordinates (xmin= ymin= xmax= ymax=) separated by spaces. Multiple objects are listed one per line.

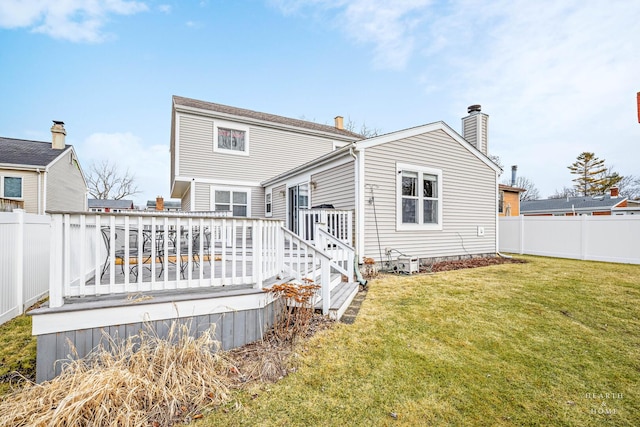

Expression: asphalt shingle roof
xmin=0 ymin=136 xmax=70 ymax=167
xmin=173 ymin=95 xmax=363 ymax=139
xmin=521 ymin=195 xmax=626 ymax=213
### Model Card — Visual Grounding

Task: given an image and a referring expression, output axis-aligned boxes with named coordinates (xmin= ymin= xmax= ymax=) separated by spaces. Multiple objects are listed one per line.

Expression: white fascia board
xmin=356 ymin=121 xmax=502 ymax=173
xmin=0 ymin=163 xmax=41 ymax=171
xmin=175 ymin=104 xmax=359 ymax=143
xmin=261 ymin=144 xmax=354 ymax=187
xmin=181 ymin=177 xmax=262 ymax=187
xmin=32 ymin=292 xmax=273 ymax=335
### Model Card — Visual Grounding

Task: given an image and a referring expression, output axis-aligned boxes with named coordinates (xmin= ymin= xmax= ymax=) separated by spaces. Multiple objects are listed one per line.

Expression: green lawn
xmin=203 ymin=256 xmax=640 ymax=426
xmin=1 ymin=256 xmax=638 ymax=426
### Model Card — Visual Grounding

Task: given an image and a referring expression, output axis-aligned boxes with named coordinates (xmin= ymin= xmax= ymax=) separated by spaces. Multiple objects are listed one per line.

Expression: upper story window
xmin=2 ymin=176 xmax=22 ymax=199
xmin=396 ymin=163 xmax=443 ymax=231
xmin=213 ymin=121 xmax=250 ymax=156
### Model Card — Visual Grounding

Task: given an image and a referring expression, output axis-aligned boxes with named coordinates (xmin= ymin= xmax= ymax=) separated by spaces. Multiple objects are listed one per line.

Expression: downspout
xmin=42 ymin=168 xmax=48 ymax=213
xmin=350 ymin=146 xmax=367 ymax=287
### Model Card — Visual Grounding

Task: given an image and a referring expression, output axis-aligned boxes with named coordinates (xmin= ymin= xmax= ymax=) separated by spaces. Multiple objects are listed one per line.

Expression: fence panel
xmin=0 ymin=211 xmax=50 ymax=325
xmin=499 ymin=216 xmax=640 ymax=264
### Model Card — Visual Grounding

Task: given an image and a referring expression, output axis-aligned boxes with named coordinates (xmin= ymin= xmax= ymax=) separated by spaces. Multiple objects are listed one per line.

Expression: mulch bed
xmin=426 ymin=256 xmax=527 ymax=272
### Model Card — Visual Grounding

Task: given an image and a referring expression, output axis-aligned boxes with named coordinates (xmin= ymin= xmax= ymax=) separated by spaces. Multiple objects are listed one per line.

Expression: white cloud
xmin=273 ymin=0 xmax=640 ymax=196
xmin=158 ymin=4 xmax=172 ymax=14
xmin=0 ymin=0 xmax=148 ymax=42
xmin=271 ymin=0 xmax=433 ymax=69
xmin=79 ymin=132 xmax=169 ymax=206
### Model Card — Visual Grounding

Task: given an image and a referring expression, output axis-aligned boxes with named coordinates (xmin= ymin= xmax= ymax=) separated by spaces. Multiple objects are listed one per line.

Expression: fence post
xmin=581 ymin=214 xmax=588 ymax=260
xmin=49 ymin=214 xmax=64 ymax=308
xmin=15 ymin=209 xmax=24 ymax=315
xmin=321 ymin=257 xmax=330 ymax=315
xmin=519 ymin=215 xmax=525 ymax=255
xmin=254 ymin=220 xmax=263 ymax=289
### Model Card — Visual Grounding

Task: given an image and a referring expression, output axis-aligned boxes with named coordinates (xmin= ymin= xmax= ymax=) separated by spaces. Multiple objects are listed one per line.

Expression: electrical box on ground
xmin=396 ymin=256 xmax=419 ymax=274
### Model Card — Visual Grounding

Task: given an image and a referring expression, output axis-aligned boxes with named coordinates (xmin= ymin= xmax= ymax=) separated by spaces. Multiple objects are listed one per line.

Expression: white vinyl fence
xmin=0 ymin=210 xmax=50 ymax=325
xmin=499 ymin=215 xmax=640 ymax=264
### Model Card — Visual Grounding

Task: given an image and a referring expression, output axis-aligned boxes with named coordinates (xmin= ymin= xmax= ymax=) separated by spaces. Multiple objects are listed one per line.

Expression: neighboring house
xmin=0 ymin=121 xmax=87 ymax=214
xmin=499 ymin=184 xmax=526 ymax=216
xmin=146 ymin=196 xmax=181 ymax=211
xmin=520 ymin=187 xmax=638 ymax=216
xmin=88 ymin=199 xmax=135 ymax=213
xmin=171 ymin=97 xmax=501 ymax=264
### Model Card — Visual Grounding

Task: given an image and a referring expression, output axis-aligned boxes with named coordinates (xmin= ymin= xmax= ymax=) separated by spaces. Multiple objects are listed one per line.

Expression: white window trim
xmin=396 ymin=163 xmax=443 ymax=231
xmin=265 ymin=190 xmax=272 ymax=217
xmin=213 ymin=120 xmax=250 ymax=156
xmin=1 ymin=175 xmax=23 ymax=200
xmin=210 ymin=186 xmax=251 ymax=217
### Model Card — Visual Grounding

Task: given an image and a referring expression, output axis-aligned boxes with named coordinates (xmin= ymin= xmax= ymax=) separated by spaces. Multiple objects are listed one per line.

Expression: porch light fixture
xmin=311 ymin=181 xmax=317 ymax=190
xmin=279 ymin=190 xmax=286 ymax=197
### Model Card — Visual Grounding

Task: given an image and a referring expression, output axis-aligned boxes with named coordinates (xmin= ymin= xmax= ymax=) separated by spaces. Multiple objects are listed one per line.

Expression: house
xmin=499 ymin=166 xmax=526 ymax=216
xmin=171 ymin=98 xmax=501 ymax=267
xmin=146 ymin=196 xmax=181 ymax=211
xmin=88 ymin=199 xmax=135 ymax=212
xmin=520 ymin=187 xmax=637 ymax=216
xmin=0 ymin=121 xmax=87 ymax=214
xmin=30 ymin=100 xmax=501 ymax=383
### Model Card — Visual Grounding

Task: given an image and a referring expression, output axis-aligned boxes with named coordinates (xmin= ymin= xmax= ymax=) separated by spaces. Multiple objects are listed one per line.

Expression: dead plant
xmin=264 ymin=279 xmax=321 ymax=344
xmin=0 ymin=321 xmax=234 ymax=427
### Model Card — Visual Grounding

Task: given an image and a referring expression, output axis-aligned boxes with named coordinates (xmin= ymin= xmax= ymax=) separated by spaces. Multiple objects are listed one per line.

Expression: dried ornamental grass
xmin=0 ymin=322 xmax=234 ymax=427
xmin=264 ymin=279 xmax=320 ymax=344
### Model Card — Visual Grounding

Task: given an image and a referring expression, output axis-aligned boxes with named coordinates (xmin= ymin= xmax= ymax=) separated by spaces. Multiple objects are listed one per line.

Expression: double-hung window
xmin=2 ymin=176 xmax=22 ymax=199
xmin=396 ymin=163 xmax=442 ymax=230
xmin=265 ymin=192 xmax=272 ymax=217
xmin=212 ymin=188 xmax=249 ymax=217
xmin=213 ymin=121 xmax=249 ymax=155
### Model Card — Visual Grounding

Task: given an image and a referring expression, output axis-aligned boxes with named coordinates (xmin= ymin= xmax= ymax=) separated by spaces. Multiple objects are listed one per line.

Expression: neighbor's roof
xmin=88 ymin=199 xmax=135 ymax=209
xmin=173 ymin=95 xmax=363 ymax=139
xmin=521 ymin=195 xmax=627 ymax=213
xmin=499 ymin=184 xmax=527 ymax=193
xmin=0 ymin=136 xmax=70 ymax=167
xmin=146 ymin=199 xmax=182 ymax=209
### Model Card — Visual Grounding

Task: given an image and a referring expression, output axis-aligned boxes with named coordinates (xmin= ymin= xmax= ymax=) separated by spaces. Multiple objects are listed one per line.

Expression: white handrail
xmin=298 ymin=209 xmax=352 ymax=245
xmin=316 ymin=227 xmax=354 ymax=282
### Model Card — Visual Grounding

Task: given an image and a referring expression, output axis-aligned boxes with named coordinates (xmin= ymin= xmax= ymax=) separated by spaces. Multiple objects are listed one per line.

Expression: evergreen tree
xmin=568 ymin=152 xmax=609 ymax=196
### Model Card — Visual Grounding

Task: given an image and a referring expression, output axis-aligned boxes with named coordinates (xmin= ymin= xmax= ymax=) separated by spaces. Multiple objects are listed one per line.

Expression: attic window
xmin=213 ymin=121 xmax=249 ymax=156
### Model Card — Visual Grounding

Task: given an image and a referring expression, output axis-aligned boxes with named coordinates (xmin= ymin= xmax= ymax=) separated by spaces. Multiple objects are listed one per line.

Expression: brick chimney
xmin=461 ymin=105 xmax=489 ymax=155
xmin=51 ymin=120 xmax=66 ymax=150
xmin=610 ymin=186 xmax=619 ymax=198
xmin=334 ymin=116 xmax=344 ymax=130
xmin=156 ymin=196 xmax=164 ymax=211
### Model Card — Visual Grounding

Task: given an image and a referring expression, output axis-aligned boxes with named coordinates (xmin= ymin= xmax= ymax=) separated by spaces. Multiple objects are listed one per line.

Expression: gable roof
xmin=88 ymin=199 xmax=135 ymax=209
xmin=173 ymin=95 xmax=363 ymax=139
xmin=0 ymin=136 xmax=70 ymax=168
xmin=521 ymin=195 xmax=627 ymax=214
xmin=355 ymin=121 xmax=502 ymax=173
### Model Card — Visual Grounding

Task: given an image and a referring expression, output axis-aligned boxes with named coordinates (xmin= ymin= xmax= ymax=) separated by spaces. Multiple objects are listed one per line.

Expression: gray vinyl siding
xmin=311 ymin=161 xmax=355 ymax=210
xmin=462 ymin=117 xmax=477 ymax=146
xmin=272 ymin=184 xmax=286 ymax=222
xmin=363 ymin=129 xmax=496 ymax=262
xmin=251 ymin=187 xmax=265 ymax=218
xmin=177 ymin=113 xmax=338 ymax=182
xmin=194 ymin=182 xmax=209 ymax=211
xmin=181 ymin=187 xmax=191 ymax=211
xmin=0 ymin=168 xmax=39 ymax=213
xmin=46 ymin=152 xmax=87 ymax=212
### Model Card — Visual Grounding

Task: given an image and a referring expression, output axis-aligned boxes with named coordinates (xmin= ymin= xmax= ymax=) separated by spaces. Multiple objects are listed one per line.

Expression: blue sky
xmin=1 ymin=0 xmax=639 ymax=207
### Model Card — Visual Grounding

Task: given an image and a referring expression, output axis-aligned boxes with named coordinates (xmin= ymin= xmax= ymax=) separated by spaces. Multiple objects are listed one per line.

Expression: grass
xmin=0 ymin=312 xmax=36 ymax=395
xmin=203 ymin=256 xmax=640 ymax=426
xmin=1 ymin=256 xmax=638 ymax=426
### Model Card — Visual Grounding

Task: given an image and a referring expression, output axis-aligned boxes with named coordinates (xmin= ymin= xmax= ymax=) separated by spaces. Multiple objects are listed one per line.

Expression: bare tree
xmin=616 ymin=174 xmax=640 ymax=199
xmin=501 ymin=175 xmax=540 ymax=201
xmin=549 ymin=186 xmax=580 ymax=199
xmin=87 ymin=160 xmax=139 ymax=200
xmin=344 ymin=117 xmax=381 ymax=138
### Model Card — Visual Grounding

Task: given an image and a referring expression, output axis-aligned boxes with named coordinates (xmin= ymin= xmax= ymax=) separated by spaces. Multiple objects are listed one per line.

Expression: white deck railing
xmin=316 ymin=226 xmax=354 ymax=282
xmin=48 ymin=212 xmax=337 ymax=314
xmin=298 ymin=209 xmax=352 ymax=245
